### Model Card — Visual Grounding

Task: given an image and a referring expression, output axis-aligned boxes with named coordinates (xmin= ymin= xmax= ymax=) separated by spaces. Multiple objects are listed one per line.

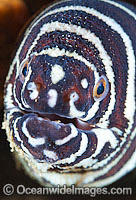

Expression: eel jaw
xmin=35 ymin=112 xmax=95 ymax=131
xmin=5 ymin=107 xmax=96 ymax=165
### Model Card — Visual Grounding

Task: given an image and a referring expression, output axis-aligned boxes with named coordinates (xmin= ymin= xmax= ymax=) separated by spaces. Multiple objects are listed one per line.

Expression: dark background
xmin=0 ymin=0 xmax=136 ymax=199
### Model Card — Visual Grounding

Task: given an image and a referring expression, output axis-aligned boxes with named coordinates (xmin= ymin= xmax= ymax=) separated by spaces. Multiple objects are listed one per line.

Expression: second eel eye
xmin=93 ymin=75 xmax=109 ymax=101
xmin=19 ymin=59 xmax=29 ymax=83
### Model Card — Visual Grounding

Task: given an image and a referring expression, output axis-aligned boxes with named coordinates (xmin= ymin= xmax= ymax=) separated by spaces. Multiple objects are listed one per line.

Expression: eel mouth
xmin=34 ymin=112 xmax=95 ymax=131
xmin=9 ymin=107 xmax=97 ymax=162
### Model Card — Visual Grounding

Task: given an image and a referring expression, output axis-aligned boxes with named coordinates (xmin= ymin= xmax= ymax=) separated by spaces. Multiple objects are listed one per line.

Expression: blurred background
xmin=0 ymin=0 xmax=136 ymax=199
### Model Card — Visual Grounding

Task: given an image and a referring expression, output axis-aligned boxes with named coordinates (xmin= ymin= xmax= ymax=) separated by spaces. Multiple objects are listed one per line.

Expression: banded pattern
xmin=3 ymin=0 xmax=136 ymax=186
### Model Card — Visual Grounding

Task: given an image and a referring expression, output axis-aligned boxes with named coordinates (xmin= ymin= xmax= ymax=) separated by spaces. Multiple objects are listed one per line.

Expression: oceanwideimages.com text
xmin=3 ymin=184 xmax=132 ymax=197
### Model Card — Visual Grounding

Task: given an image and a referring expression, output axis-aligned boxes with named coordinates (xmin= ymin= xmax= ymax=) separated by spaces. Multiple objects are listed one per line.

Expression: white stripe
xmin=111 ymin=127 xmax=123 ymax=136
xmin=81 ymin=101 xmax=100 ymax=121
xmin=14 ymin=117 xmax=22 ymax=142
xmin=75 ymin=133 xmax=88 ymax=157
xmin=92 ymin=128 xmax=118 ymax=156
xmin=4 ymin=83 xmax=14 ymax=109
xmin=20 ymin=67 xmax=32 ymax=109
xmin=69 ymin=92 xmax=85 ymax=118
xmin=22 ymin=119 xmax=46 ymax=147
xmin=33 ymin=47 xmax=97 ymax=73
xmin=20 ymin=144 xmax=33 ymax=158
xmin=56 ymin=132 xmax=88 ymax=165
xmin=5 ymin=58 xmax=19 ymax=85
xmin=55 ymin=124 xmax=78 ymax=145
xmin=13 ymin=82 xmax=26 ymax=111
xmin=43 ymin=150 xmax=58 ymax=161
xmin=6 ymin=108 xmax=23 ymax=125
xmin=13 ymin=117 xmax=33 ymax=158
xmin=100 ymin=0 xmax=136 ymax=20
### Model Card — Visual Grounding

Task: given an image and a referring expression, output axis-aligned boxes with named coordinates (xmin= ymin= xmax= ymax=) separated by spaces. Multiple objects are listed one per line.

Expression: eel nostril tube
xmin=75 ymin=118 xmax=96 ymax=130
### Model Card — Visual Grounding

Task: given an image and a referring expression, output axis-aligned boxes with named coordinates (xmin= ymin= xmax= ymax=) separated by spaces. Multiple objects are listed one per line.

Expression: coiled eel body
xmin=3 ymin=0 xmax=136 ymax=186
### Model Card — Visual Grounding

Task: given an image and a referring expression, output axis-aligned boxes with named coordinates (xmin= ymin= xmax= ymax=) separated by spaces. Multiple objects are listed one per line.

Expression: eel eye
xmin=22 ymin=64 xmax=28 ymax=77
xmin=19 ymin=59 xmax=29 ymax=83
xmin=93 ymin=75 xmax=109 ymax=101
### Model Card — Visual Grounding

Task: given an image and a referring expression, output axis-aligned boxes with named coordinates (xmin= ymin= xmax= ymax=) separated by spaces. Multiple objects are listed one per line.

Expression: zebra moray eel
xmin=3 ymin=0 xmax=136 ymax=186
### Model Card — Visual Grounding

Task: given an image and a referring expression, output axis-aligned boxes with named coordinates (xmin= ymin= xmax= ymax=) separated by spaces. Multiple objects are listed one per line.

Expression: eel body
xmin=3 ymin=0 xmax=136 ymax=186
